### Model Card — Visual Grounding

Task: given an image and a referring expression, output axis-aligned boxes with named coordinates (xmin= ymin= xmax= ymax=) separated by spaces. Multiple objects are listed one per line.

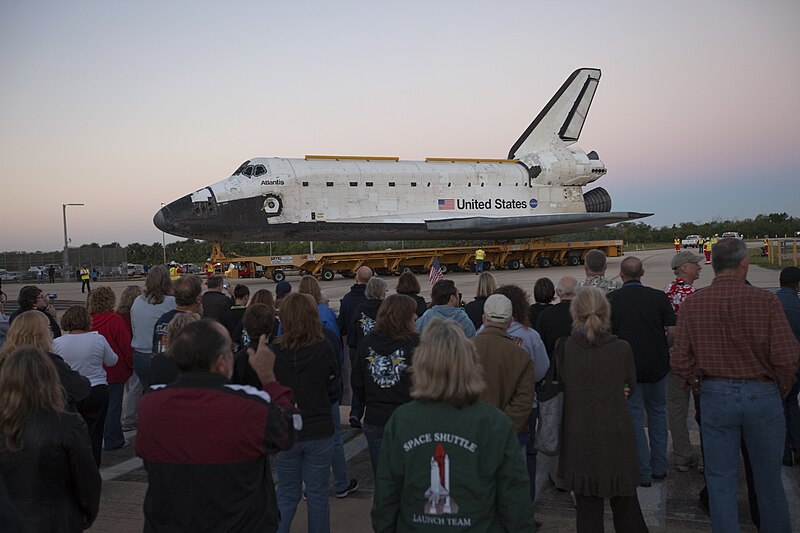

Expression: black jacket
xmin=349 ymin=298 xmax=384 ymax=349
xmin=607 ymin=281 xmax=676 ymax=383
xmin=353 ymin=330 xmax=418 ymax=426
xmin=234 ymin=328 xmax=343 ymax=403
xmin=338 ymin=284 xmax=367 ymax=346
xmin=0 ymin=411 xmax=101 ymax=533
xmin=149 ymin=354 xmax=179 ymax=386
xmin=49 ymin=352 xmax=91 ymax=411
xmin=398 ymin=292 xmax=428 ymax=319
xmin=464 ymin=297 xmax=488 ymax=330
xmin=201 ymin=291 xmax=232 ymax=321
xmin=536 ymin=300 xmax=573 ymax=358
xmin=272 ymin=339 xmax=338 ymax=440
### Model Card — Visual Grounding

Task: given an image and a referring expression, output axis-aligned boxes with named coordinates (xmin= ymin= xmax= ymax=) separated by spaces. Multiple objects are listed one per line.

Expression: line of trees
xmin=5 ymin=213 xmax=798 ymax=266
xmin=556 ymin=212 xmax=799 ymax=244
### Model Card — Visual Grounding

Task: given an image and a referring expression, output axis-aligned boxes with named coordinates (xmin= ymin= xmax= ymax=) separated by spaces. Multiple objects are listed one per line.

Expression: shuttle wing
xmin=508 ymin=68 xmax=601 ymax=159
xmin=425 ymin=210 xmax=650 ymax=239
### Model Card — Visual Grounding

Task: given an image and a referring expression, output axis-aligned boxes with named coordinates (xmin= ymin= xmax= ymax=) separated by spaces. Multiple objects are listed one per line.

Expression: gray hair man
xmin=671 ymin=238 xmax=798 ymax=532
xmin=578 ymin=249 xmax=620 ymax=294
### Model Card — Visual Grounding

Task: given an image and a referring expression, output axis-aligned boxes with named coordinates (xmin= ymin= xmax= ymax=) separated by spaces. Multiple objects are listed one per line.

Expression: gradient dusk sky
xmin=1 ymin=1 xmax=798 ymax=251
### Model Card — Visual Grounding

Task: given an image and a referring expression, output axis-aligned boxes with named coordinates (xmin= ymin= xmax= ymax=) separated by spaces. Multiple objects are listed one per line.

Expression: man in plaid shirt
xmin=671 ymin=238 xmax=799 ymax=533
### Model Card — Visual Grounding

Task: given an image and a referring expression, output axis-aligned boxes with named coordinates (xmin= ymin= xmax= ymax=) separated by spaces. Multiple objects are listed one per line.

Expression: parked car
xmin=0 ymin=269 xmax=20 ymax=282
xmin=183 ymin=263 xmax=202 ymax=274
xmin=721 ymin=231 xmax=743 ymax=240
xmin=118 ymin=263 xmax=144 ymax=276
xmin=681 ymin=235 xmax=703 ymax=248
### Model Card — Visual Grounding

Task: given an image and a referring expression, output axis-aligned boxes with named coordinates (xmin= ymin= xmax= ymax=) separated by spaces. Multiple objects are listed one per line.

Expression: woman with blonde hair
xmin=557 ymin=286 xmax=647 ymax=532
xmin=372 ymin=318 xmax=534 ymax=531
xmin=464 ymin=271 xmax=497 ymax=329
xmin=88 ymin=287 xmax=134 ymax=451
xmin=352 ymin=293 xmax=419 ymax=474
xmin=53 ymin=305 xmax=118 ymax=465
xmin=0 ymin=345 xmax=101 ymax=532
xmin=271 ymin=292 xmax=338 ymax=533
xmin=298 ymin=275 xmax=339 ymax=335
xmin=130 ymin=266 xmax=175 ymax=388
xmin=1 ymin=311 xmax=90 ymax=411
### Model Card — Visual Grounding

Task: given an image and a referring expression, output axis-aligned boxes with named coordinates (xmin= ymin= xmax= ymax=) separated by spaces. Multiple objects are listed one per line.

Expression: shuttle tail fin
xmin=507 ymin=68 xmax=601 ymax=159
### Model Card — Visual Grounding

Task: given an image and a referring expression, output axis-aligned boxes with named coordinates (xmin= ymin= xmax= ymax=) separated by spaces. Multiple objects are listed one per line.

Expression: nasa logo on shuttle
xmin=529 ymin=198 xmax=538 ymax=209
xmin=261 ymin=179 xmax=285 ymax=186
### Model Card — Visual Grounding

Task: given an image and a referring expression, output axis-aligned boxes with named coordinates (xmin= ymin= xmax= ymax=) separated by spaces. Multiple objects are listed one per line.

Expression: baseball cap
xmin=671 ymin=251 xmax=703 ymax=270
xmin=275 ymin=280 xmax=292 ymax=295
xmin=483 ymin=294 xmax=513 ymax=323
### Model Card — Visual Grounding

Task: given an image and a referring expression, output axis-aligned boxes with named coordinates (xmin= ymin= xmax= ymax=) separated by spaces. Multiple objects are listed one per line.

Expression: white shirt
xmin=53 ymin=331 xmax=118 ymax=387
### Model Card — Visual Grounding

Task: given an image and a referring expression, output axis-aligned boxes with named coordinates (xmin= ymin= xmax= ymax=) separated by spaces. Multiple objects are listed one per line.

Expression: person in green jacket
xmin=372 ymin=318 xmax=536 ymax=532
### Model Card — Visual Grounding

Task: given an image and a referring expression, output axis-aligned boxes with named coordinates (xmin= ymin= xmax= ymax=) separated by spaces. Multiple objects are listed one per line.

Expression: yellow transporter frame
xmin=210 ymin=240 xmax=624 ymax=282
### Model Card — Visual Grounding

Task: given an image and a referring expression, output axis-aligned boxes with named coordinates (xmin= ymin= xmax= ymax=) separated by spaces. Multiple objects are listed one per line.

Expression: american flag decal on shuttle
xmin=438 ymin=199 xmax=455 ymax=210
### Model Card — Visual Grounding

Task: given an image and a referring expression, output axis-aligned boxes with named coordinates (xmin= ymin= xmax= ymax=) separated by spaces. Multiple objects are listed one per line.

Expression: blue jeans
xmin=348 ymin=347 xmax=364 ymax=420
xmin=330 ymin=402 xmax=350 ymax=492
xmin=363 ymin=422 xmax=384 ymax=475
xmin=626 ymin=377 xmax=668 ymax=483
xmin=275 ymin=434 xmax=334 ymax=533
xmin=103 ymin=382 xmax=125 ymax=450
xmin=475 ymin=259 xmax=484 ymax=273
xmin=526 ymin=406 xmax=538 ymax=502
xmin=700 ymin=379 xmax=791 ymax=533
xmin=784 ymin=367 xmax=800 ymax=451
xmin=133 ymin=350 xmax=152 ymax=389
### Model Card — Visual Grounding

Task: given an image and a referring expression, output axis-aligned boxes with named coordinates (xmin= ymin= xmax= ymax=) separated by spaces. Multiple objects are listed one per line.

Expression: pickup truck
xmin=721 ymin=231 xmax=742 ymax=240
xmin=681 ymin=235 xmax=702 ymax=248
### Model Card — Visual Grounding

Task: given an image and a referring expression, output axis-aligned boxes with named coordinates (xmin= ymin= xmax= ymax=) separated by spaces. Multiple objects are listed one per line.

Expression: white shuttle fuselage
xmin=154 ymin=68 xmax=650 ymax=242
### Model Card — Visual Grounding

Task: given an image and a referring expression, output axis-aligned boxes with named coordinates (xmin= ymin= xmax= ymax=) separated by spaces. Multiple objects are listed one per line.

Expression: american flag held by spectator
xmin=429 ymin=256 xmax=444 ymax=285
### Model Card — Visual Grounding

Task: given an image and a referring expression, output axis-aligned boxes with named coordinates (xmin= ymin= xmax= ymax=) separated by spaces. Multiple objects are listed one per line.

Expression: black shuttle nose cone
xmin=153 ymin=207 xmax=168 ymax=232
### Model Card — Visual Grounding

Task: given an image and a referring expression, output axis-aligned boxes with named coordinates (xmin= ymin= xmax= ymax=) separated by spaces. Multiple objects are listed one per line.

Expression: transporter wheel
xmin=439 ymin=264 xmax=449 ymax=274
xmin=507 ymin=259 xmax=521 ymax=270
xmin=483 ymin=261 xmax=492 ymax=271
xmin=321 ymin=269 xmax=335 ymax=281
xmin=567 ymin=256 xmax=581 ymax=266
xmin=537 ymin=257 xmax=551 ymax=268
xmin=272 ymin=269 xmax=285 ymax=282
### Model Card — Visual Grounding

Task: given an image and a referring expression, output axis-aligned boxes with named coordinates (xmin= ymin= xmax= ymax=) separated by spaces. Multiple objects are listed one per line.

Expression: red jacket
xmin=91 ymin=312 xmax=134 ymax=384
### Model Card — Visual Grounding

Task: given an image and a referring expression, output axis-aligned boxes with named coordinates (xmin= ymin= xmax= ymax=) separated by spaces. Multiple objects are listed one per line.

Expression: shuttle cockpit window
xmin=254 ymin=164 xmax=267 ymax=176
xmin=242 ymin=165 xmax=255 ymax=177
xmin=232 ymin=160 xmax=251 ymax=176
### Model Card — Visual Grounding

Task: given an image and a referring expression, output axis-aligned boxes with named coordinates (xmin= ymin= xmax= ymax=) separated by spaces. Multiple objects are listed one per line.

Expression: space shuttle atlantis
xmin=154 ymin=68 xmax=650 ymax=242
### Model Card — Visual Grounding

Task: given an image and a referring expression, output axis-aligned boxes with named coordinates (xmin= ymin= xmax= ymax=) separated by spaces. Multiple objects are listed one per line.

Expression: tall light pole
xmin=62 ymin=203 xmax=84 ymax=282
xmin=160 ymin=203 xmax=167 ymax=265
